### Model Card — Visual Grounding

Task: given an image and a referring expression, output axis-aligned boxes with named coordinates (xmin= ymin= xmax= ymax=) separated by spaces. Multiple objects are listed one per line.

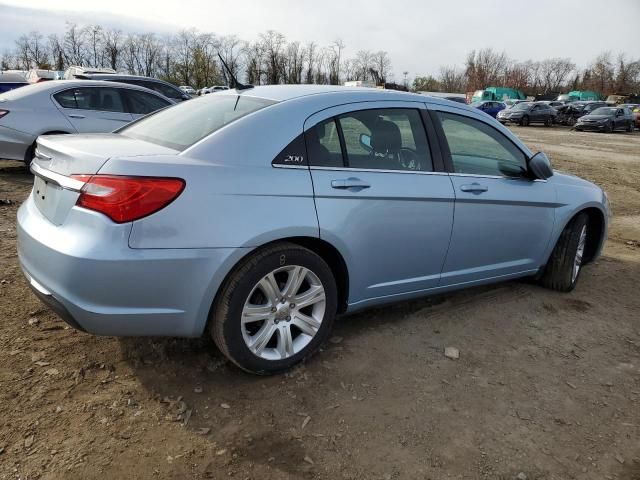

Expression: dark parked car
xmin=575 ymin=107 xmax=635 ymax=133
xmin=471 ymin=100 xmax=506 ymax=118
xmin=555 ymin=101 xmax=608 ymax=126
xmin=76 ymin=74 xmax=191 ymax=103
xmin=497 ymin=102 xmax=555 ymax=126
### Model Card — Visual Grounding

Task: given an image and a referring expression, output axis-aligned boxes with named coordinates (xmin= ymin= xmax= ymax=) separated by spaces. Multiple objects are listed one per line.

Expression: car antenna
xmin=217 ymin=53 xmax=253 ymax=91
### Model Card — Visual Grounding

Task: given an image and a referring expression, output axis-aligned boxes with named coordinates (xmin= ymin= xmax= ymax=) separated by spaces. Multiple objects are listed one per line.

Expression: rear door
xmin=306 ymin=101 xmax=455 ymax=305
xmin=430 ymin=106 xmax=557 ymax=285
xmin=53 ymin=86 xmax=132 ymax=132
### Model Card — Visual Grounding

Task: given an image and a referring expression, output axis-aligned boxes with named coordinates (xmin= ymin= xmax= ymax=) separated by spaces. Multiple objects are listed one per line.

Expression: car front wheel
xmin=211 ymin=243 xmax=338 ymax=374
xmin=539 ymin=213 xmax=589 ymax=292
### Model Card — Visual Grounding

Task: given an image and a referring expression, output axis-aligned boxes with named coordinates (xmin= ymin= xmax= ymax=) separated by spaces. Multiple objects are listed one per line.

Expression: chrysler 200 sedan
xmin=17 ymin=85 xmax=610 ymax=374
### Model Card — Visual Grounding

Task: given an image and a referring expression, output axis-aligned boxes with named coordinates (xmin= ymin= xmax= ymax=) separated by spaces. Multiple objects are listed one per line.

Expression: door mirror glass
xmin=359 ymin=133 xmax=372 ymax=151
xmin=529 ymin=152 xmax=554 ymax=180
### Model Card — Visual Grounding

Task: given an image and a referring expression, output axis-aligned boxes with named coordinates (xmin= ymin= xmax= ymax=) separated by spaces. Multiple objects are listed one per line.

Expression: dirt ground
xmin=1 ymin=126 xmax=639 ymax=480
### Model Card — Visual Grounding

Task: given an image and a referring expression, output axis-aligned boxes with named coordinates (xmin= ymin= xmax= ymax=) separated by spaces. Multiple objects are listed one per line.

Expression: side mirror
xmin=359 ymin=133 xmax=372 ymax=151
xmin=529 ymin=152 xmax=554 ymax=180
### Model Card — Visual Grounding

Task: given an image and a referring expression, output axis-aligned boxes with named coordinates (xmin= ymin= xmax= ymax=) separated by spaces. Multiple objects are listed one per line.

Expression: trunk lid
xmin=33 ymin=133 xmax=178 ymax=176
xmin=30 ymin=133 xmax=178 ymax=225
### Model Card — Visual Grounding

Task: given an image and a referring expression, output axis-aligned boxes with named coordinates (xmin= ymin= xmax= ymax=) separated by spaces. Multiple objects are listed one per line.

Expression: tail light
xmin=0 ymin=110 xmax=9 ymax=119
xmin=70 ymin=175 xmax=185 ymax=223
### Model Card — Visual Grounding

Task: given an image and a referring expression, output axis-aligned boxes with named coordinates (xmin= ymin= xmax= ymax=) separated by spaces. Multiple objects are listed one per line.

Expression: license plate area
xmin=33 ymin=175 xmax=77 ymax=225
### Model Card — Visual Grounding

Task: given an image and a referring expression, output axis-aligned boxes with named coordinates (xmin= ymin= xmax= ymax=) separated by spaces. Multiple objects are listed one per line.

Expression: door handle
xmin=460 ymin=183 xmax=488 ymax=193
xmin=68 ymin=114 xmax=85 ymax=119
xmin=331 ymin=178 xmax=371 ymax=190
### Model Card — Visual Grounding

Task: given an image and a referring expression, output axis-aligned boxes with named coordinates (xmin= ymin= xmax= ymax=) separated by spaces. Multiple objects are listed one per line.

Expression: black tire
xmin=538 ymin=213 xmax=589 ymax=292
xmin=605 ymin=122 xmax=613 ymax=133
xmin=521 ymin=115 xmax=530 ymax=127
xmin=567 ymin=117 xmax=576 ymax=126
xmin=544 ymin=116 xmax=553 ymax=127
xmin=210 ymin=242 xmax=338 ymax=374
xmin=627 ymin=121 xmax=634 ymax=133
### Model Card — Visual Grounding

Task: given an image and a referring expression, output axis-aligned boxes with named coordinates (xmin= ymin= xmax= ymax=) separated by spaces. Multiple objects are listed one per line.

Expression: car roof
xmin=0 ymin=79 xmax=172 ymax=101
xmin=214 ymin=84 xmax=480 ymax=112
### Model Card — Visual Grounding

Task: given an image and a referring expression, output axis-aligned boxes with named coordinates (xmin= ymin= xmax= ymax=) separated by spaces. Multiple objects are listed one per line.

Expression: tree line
xmin=2 ymin=23 xmax=639 ymax=96
xmin=414 ymin=49 xmax=640 ymax=96
xmin=1 ymin=23 xmax=392 ymax=89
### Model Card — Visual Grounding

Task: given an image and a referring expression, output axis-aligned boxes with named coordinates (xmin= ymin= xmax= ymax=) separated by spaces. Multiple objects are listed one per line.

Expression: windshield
xmin=120 ymin=94 xmax=277 ymax=151
xmin=512 ymin=102 xmax=533 ymax=111
xmin=590 ymin=107 xmax=616 ymax=116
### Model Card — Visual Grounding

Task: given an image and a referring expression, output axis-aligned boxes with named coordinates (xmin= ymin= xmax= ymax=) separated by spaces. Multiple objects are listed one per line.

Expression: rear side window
xmin=306 ymin=118 xmax=343 ymax=168
xmin=54 ymin=87 xmax=126 ymax=113
xmin=437 ymin=112 xmax=526 ymax=177
xmin=124 ymin=89 xmax=171 ymax=114
xmin=121 ymin=95 xmax=276 ymax=151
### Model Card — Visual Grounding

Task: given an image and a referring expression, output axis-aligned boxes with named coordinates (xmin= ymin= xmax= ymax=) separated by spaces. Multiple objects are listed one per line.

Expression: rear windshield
xmin=120 ymin=94 xmax=276 ymax=151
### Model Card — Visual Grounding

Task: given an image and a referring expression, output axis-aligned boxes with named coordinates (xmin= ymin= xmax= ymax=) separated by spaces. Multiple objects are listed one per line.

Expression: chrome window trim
xmin=30 ymin=162 xmax=85 ymax=192
xmin=272 ymin=164 xmax=308 ymax=170
xmin=309 ymin=166 xmax=449 ymax=176
xmin=449 ymin=172 xmax=547 ymax=183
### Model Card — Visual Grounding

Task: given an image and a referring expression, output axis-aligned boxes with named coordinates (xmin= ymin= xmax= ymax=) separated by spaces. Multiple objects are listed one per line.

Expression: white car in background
xmin=0 ymin=80 xmax=172 ymax=163
xmin=179 ymin=85 xmax=196 ymax=95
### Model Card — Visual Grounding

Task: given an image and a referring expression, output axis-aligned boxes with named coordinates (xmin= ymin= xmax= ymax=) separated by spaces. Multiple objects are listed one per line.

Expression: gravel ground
xmin=0 ymin=126 xmax=639 ymax=480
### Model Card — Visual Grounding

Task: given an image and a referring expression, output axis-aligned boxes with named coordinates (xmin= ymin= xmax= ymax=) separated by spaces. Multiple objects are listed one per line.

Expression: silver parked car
xmin=0 ymin=80 xmax=173 ymax=163
xmin=17 ymin=85 xmax=610 ymax=374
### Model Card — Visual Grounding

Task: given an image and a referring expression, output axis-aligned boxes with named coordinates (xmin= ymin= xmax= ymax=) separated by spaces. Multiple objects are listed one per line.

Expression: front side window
xmin=338 ymin=109 xmax=432 ymax=172
xmin=124 ymin=89 xmax=171 ymax=115
xmin=54 ymin=87 xmax=125 ymax=113
xmin=121 ymin=94 xmax=275 ymax=151
xmin=437 ymin=112 xmax=527 ymax=177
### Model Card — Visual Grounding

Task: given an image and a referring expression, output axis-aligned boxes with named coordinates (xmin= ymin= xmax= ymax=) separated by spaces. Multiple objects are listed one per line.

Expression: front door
xmin=306 ymin=102 xmax=455 ymax=305
xmin=432 ymin=108 xmax=557 ymax=286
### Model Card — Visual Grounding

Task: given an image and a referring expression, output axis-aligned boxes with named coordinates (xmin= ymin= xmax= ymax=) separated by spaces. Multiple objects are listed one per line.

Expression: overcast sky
xmin=1 ymin=0 xmax=639 ymax=80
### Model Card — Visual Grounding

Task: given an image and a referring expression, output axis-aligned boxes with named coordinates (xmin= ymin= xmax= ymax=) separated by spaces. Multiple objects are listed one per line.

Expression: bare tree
xmin=103 ymin=29 xmax=122 ymax=71
xmin=371 ymin=50 xmax=392 ymax=83
xmin=87 ymin=25 xmax=103 ymax=68
xmin=465 ymin=48 xmax=509 ymax=91
xmin=63 ymin=23 xmax=88 ymax=67
xmin=439 ymin=65 xmax=465 ymax=92
xmin=304 ymin=41 xmax=317 ymax=84
xmin=539 ymin=58 xmax=575 ymax=92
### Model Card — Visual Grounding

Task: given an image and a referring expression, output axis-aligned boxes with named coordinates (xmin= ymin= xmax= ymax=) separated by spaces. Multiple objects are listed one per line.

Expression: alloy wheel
xmin=241 ymin=265 xmax=326 ymax=360
xmin=572 ymin=225 xmax=587 ymax=284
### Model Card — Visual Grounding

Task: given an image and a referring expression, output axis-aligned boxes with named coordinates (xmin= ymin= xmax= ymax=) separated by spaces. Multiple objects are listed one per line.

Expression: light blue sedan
xmin=17 ymin=85 xmax=610 ymax=374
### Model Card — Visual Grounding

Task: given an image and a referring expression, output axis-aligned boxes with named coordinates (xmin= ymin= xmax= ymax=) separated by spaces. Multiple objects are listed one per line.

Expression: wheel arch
xmin=204 ymin=236 xmax=350 ymax=336
xmin=551 ymin=206 xmax=606 ymax=266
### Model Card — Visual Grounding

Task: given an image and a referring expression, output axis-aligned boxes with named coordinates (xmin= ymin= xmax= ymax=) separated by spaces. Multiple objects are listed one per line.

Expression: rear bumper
xmin=17 ymin=194 xmax=250 ymax=337
xmin=0 ymin=125 xmax=34 ymax=162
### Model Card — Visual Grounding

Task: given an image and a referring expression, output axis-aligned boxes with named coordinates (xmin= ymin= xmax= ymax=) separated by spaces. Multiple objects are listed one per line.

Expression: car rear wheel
xmin=211 ymin=243 xmax=338 ymax=374
xmin=627 ymin=121 xmax=634 ymax=132
xmin=567 ymin=117 xmax=576 ymax=126
xmin=538 ymin=213 xmax=589 ymax=292
xmin=521 ymin=115 xmax=530 ymax=126
xmin=544 ymin=116 xmax=553 ymax=127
